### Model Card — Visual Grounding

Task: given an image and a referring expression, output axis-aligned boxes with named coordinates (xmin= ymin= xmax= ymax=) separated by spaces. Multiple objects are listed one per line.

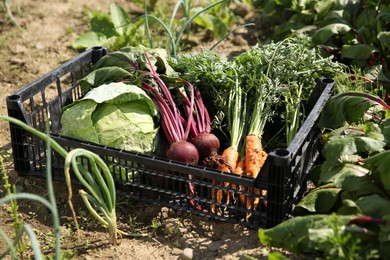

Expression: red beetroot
xmin=191 ymin=132 xmax=220 ymax=160
xmin=141 ymin=52 xmax=203 ymax=210
xmin=180 ymin=88 xmax=220 ymax=164
xmin=141 ymin=53 xmax=198 ymax=165
xmin=166 ymin=140 xmax=199 ymax=165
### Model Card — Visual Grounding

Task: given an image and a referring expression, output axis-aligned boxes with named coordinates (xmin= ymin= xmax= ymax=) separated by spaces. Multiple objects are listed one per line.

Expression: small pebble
xmin=180 ymin=248 xmax=193 ymax=260
xmin=15 ymin=185 xmax=24 ymax=193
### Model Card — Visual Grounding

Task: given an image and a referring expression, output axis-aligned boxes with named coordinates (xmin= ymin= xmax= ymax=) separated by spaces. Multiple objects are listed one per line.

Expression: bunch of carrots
xmin=211 ymin=63 xmax=279 ymax=220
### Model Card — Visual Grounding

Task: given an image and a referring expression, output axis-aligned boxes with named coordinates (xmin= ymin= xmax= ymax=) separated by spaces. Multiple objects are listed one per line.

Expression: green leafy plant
xmin=0 ymin=115 xmax=146 ymax=246
xmin=143 ymin=0 xmax=226 ymax=56
xmin=0 ymin=124 xmax=60 ymax=259
xmin=257 ymin=0 xmax=390 ymax=91
xmin=60 ymin=82 xmax=159 ymax=155
xmin=72 ymin=0 xmax=235 ymax=56
xmin=0 ymin=155 xmax=28 ymax=258
xmin=72 ymin=3 xmax=147 ymax=50
xmin=259 ymin=90 xmax=390 ymax=258
xmin=3 ymin=0 xmax=22 ymax=29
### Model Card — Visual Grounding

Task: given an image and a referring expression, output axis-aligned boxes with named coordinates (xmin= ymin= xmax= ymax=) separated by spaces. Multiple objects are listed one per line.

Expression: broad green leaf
xmin=356 ymin=194 xmax=390 ymax=217
xmin=60 ymin=99 xmax=99 ymax=142
xmin=80 ymin=67 xmax=133 ymax=93
xmin=380 ymin=117 xmax=390 ymax=143
xmin=379 ymin=223 xmax=390 ymax=259
xmin=342 ymin=173 xmax=385 ymax=198
xmin=82 ymin=82 xmax=157 ymax=116
xmin=378 ymin=31 xmax=390 ymax=44
xmin=192 ymin=12 xmax=227 ymax=38
xmin=93 ymin=48 xmax=143 ymax=71
xmin=312 ymin=23 xmax=351 ymax=44
xmin=258 ymin=214 xmax=355 ymax=253
xmin=110 ymin=3 xmax=131 ymax=35
xmin=324 ymin=10 xmax=344 ymax=21
xmin=89 ymin=11 xmax=117 ymax=38
xmin=354 ymin=9 xmax=376 ymax=29
xmin=61 ymin=83 xmax=159 ymax=154
xmin=341 ymin=44 xmax=377 ymax=60
xmin=93 ymin=47 xmax=177 ymax=77
xmin=318 ymin=92 xmax=386 ymax=129
xmin=364 ymin=122 xmax=385 ymax=141
xmin=365 ymin=150 xmax=390 ymax=191
xmin=337 ymin=199 xmax=362 ymax=215
xmin=294 ymin=186 xmax=341 ymax=214
xmin=377 ymin=12 xmax=390 ymax=33
xmin=322 ymin=135 xmax=385 ymax=161
xmin=72 ymin=32 xmax=108 ymax=50
xmin=267 ymin=252 xmax=288 ymax=260
xmin=314 ymin=0 xmax=337 ymax=20
xmin=319 ymin=163 xmax=369 ymax=186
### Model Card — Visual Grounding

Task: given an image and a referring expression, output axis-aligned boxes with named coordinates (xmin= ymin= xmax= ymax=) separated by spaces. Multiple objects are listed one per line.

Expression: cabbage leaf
xmin=60 ymin=82 xmax=159 ymax=154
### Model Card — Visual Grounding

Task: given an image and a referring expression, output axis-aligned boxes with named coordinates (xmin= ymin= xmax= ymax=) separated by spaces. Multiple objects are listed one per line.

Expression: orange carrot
xmin=261 ymin=189 xmax=268 ymax=207
xmin=245 ymin=187 xmax=267 ymax=222
xmin=210 ymin=147 xmax=240 ymax=214
xmin=232 ymin=158 xmax=245 ymax=205
xmin=218 ymin=146 xmax=240 ymax=173
xmin=244 ymin=135 xmax=268 ymax=221
xmin=245 ymin=135 xmax=265 ymax=179
xmin=226 ymin=158 xmax=245 ymax=205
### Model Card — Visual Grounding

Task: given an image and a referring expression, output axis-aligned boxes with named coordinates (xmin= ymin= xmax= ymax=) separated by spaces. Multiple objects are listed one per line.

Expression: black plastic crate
xmin=6 ymin=46 xmax=335 ymax=229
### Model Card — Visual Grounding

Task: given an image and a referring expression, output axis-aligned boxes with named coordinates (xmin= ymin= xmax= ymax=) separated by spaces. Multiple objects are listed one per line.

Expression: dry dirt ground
xmin=0 ymin=1 xmax=295 ymax=259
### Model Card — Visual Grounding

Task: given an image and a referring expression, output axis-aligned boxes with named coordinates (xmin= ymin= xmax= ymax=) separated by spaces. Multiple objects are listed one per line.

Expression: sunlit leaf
xmin=110 ymin=3 xmax=131 ymax=35
xmin=312 ymin=23 xmax=351 ymax=44
xmin=356 ymin=194 xmax=390 ymax=217
xmin=341 ymin=44 xmax=377 ymax=60
xmin=378 ymin=31 xmax=390 ymax=44
xmin=294 ymin=186 xmax=341 ymax=214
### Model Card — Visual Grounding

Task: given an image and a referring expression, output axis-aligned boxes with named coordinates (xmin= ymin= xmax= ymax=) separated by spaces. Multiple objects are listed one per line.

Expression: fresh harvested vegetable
xmin=261 ymin=89 xmax=390 ymax=259
xmin=140 ymin=54 xmax=198 ymax=164
xmin=169 ymin=49 xmax=233 ymax=129
xmin=233 ymin=158 xmax=245 ymax=206
xmin=210 ymin=69 xmax=247 ymax=214
xmin=60 ymin=82 xmax=159 ymax=154
xmin=214 ymin=146 xmax=240 ymax=212
xmin=244 ymin=135 xmax=267 ymax=179
xmin=234 ymin=52 xmax=280 ymax=218
xmin=140 ymin=52 xmax=202 ymax=209
xmin=179 ymin=87 xmax=220 ymax=163
xmin=236 ymin=35 xmax=344 ymax=145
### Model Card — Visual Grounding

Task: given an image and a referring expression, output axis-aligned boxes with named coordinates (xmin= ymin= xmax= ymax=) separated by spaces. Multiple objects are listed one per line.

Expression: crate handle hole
xmin=8 ymin=94 xmax=21 ymax=101
xmin=274 ymin=148 xmax=290 ymax=157
xmin=320 ymin=78 xmax=334 ymax=84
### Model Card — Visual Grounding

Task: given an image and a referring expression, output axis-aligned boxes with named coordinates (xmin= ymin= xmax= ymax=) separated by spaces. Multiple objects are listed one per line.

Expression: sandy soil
xmin=0 ymin=1 xmax=293 ymax=259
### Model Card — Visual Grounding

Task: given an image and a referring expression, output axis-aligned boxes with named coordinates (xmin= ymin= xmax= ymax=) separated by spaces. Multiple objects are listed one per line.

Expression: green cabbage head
xmin=60 ymin=82 xmax=159 ymax=154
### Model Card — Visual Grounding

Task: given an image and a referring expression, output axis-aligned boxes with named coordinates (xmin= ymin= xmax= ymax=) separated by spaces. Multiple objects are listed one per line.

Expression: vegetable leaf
xmin=258 ymin=214 xmax=355 ymax=253
xmin=61 ymin=82 xmax=159 ymax=154
xmin=356 ymin=194 xmax=390 ymax=217
xmin=110 ymin=3 xmax=131 ymax=35
xmin=312 ymin=23 xmax=351 ymax=44
xmin=80 ymin=67 xmax=133 ymax=93
xmin=294 ymin=185 xmax=341 ymax=214
xmin=365 ymin=150 xmax=390 ymax=192
xmin=71 ymin=32 xmax=108 ymax=50
xmin=318 ymin=92 xmax=388 ymax=129
xmin=89 ymin=10 xmax=117 ymax=38
xmin=341 ymin=44 xmax=377 ymax=60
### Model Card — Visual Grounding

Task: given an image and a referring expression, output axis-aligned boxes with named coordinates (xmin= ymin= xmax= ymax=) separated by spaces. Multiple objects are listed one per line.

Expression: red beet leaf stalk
xmin=141 ymin=52 xmax=201 ymax=210
xmin=141 ymin=53 xmax=199 ymax=165
xmin=179 ymin=87 xmax=220 ymax=164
